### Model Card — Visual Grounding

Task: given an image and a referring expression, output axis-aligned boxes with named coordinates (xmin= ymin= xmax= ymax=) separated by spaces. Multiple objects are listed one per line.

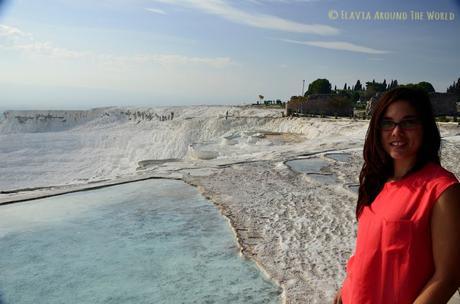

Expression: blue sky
xmin=0 ymin=0 xmax=459 ymax=109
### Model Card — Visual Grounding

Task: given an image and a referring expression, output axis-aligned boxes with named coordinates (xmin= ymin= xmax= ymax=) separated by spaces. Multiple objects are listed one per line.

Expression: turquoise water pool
xmin=0 ymin=179 xmax=281 ymax=304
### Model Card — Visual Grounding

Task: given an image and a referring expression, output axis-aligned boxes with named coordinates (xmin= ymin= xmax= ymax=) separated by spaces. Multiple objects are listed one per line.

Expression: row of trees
xmin=447 ymin=78 xmax=460 ymax=96
xmin=305 ymin=78 xmax=439 ymax=103
xmin=256 ymin=95 xmax=283 ymax=106
xmin=306 ymin=79 xmax=436 ymax=95
xmin=261 ymin=77 xmax=459 ymax=107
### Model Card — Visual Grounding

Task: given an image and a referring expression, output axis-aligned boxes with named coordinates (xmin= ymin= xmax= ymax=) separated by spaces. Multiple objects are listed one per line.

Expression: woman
xmin=334 ymin=87 xmax=460 ymax=304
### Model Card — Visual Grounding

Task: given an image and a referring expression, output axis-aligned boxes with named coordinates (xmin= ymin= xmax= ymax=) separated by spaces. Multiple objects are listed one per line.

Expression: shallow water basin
xmin=286 ymin=158 xmax=338 ymax=184
xmin=0 ymin=179 xmax=281 ymax=304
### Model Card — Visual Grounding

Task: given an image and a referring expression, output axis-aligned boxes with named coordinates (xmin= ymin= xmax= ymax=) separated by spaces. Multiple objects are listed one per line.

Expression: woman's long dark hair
xmin=356 ymin=87 xmax=441 ymax=219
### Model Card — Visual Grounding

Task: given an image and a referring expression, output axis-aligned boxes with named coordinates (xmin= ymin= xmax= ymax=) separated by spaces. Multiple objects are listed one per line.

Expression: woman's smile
xmin=380 ymin=100 xmax=423 ymax=164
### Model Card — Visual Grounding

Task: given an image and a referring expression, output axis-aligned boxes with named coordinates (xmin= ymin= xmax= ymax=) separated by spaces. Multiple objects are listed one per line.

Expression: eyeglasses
xmin=379 ymin=118 xmax=421 ymax=130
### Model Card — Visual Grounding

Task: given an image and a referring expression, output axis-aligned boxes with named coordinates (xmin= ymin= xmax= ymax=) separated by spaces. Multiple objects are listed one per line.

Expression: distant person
xmin=171 ymin=112 xmax=174 ymax=120
xmin=333 ymin=87 xmax=460 ymax=304
xmin=225 ymin=110 xmax=228 ymax=120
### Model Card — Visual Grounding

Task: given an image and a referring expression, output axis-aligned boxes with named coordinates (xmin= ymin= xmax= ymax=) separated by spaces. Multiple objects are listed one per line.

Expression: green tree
xmin=365 ymin=80 xmax=387 ymax=93
xmin=417 ymin=81 xmax=435 ymax=93
xmin=388 ymin=79 xmax=398 ymax=90
xmin=361 ymin=80 xmax=386 ymax=101
xmin=306 ymin=78 xmax=332 ymax=95
xmin=354 ymin=80 xmax=362 ymax=91
xmin=447 ymin=78 xmax=460 ymax=96
xmin=403 ymin=82 xmax=435 ymax=93
xmin=351 ymin=91 xmax=360 ymax=102
xmin=258 ymin=95 xmax=264 ymax=104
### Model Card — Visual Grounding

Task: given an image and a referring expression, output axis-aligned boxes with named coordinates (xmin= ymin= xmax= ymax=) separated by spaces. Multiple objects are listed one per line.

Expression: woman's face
xmin=380 ymin=100 xmax=423 ymax=163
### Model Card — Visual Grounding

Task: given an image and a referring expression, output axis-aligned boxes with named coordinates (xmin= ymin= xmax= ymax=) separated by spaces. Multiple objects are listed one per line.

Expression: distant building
xmin=286 ymin=94 xmax=353 ymax=117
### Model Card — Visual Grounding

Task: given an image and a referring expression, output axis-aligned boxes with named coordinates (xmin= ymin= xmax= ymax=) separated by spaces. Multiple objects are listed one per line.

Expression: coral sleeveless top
xmin=341 ymin=163 xmax=458 ymax=304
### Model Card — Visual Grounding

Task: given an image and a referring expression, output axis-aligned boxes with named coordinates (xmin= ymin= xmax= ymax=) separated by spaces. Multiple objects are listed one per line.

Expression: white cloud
xmin=14 ymin=42 xmax=88 ymax=59
xmin=153 ymin=0 xmax=338 ymax=35
xmin=145 ymin=7 xmax=167 ymax=15
xmin=0 ymin=24 xmax=26 ymax=37
xmin=103 ymin=54 xmax=234 ymax=68
xmin=0 ymin=24 xmax=85 ymax=59
xmin=249 ymin=0 xmax=321 ymax=3
xmin=281 ymin=39 xmax=389 ymax=54
xmin=0 ymin=23 xmax=234 ymax=68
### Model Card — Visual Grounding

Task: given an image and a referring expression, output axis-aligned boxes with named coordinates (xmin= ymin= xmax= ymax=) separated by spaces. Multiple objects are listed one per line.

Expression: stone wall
xmin=429 ymin=93 xmax=458 ymax=116
xmin=285 ymin=96 xmax=306 ymax=116
xmin=286 ymin=94 xmax=353 ymax=117
xmin=366 ymin=92 xmax=458 ymax=116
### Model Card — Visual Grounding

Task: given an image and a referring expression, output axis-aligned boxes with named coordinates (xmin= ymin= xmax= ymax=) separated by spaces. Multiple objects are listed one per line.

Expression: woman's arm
xmin=332 ymin=288 xmax=342 ymax=304
xmin=413 ymin=183 xmax=460 ymax=304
